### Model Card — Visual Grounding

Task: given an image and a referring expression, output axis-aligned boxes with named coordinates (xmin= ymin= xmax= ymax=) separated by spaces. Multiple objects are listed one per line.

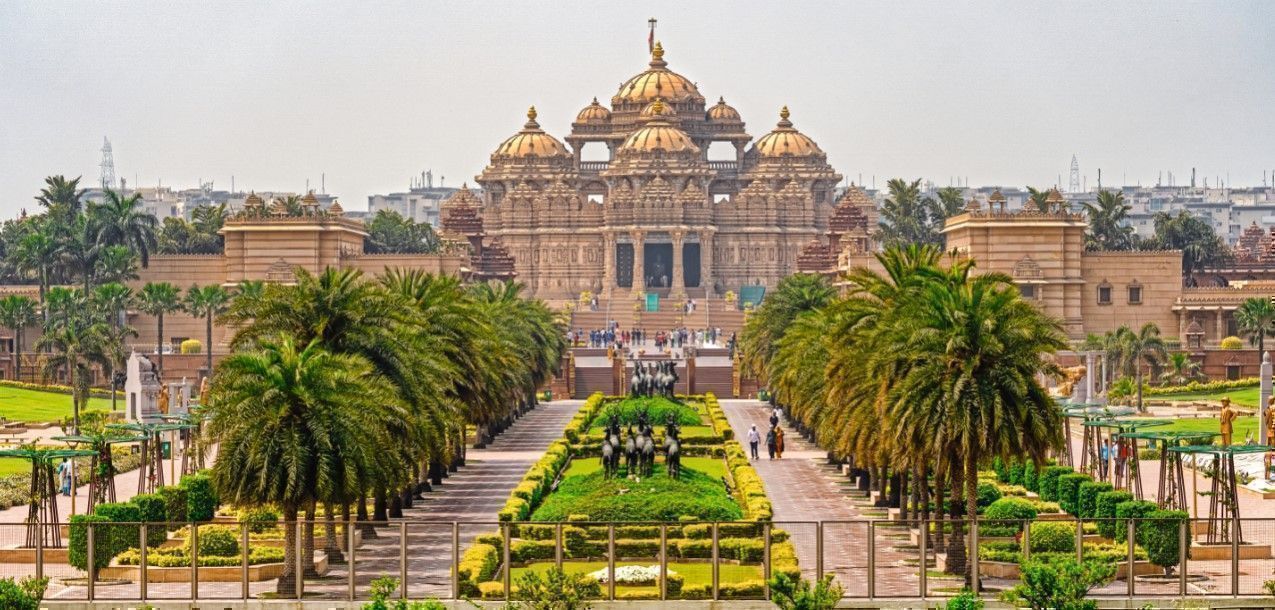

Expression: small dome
xmin=639 ymin=98 xmax=678 ymax=121
xmin=328 ymin=200 xmax=344 ymax=216
xmin=243 ymin=191 xmax=264 ymax=209
xmin=613 ymin=42 xmax=703 ymax=105
xmin=575 ymin=97 xmax=611 ymax=123
xmin=619 ymin=100 xmax=699 ymax=154
xmin=301 ymin=190 xmax=320 ymax=207
xmin=752 ymin=106 xmax=823 ymax=158
xmin=494 ymin=106 xmax=570 ymax=159
xmin=707 ymin=97 xmax=741 ymax=122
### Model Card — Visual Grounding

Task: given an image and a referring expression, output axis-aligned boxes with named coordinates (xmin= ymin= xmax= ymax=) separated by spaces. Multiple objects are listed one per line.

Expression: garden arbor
xmin=1169 ymin=444 xmax=1270 ymax=544
xmin=161 ymin=412 xmax=207 ymax=476
xmin=52 ymin=430 xmax=147 ymax=510
xmin=1118 ymin=430 xmax=1217 ymax=513
xmin=1068 ymin=404 xmax=1135 ymax=474
xmin=0 ymin=446 xmax=95 ymax=548
xmin=1081 ymin=418 xmax=1170 ymax=497
xmin=108 ymin=421 xmax=188 ymax=494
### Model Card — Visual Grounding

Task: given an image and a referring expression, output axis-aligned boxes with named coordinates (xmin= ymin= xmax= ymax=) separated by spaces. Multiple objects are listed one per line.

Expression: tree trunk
xmin=340 ymin=502 xmax=352 ymax=552
xmin=933 ymin=474 xmax=946 ymax=553
xmin=357 ymin=493 xmax=377 ymax=539
xmin=157 ymin=314 xmax=165 ymax=376
xmin=205 ymin=314 xmax=214 ymax=378
xmin=373 ymin=488 xmax=389 ymax=522
xmin=277 ymin=504 xmax=299 ymax=595
xmin=302 ymin=502 xmax=319 ymax=578
xmin=323 ymin=502 xmax=344 ymax=564
xmin=389 ymin=493 xmax=404 ymax=519
xmin=945 ymin=469 xmax=966 ymax=576
xmin=1136 ymin=367 xmax=1144 ymax=413
xmin=964 ymin=456 xmax=981 ymax=591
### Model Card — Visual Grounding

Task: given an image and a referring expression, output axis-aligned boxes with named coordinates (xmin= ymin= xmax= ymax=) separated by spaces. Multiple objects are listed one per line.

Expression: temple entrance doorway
xmin=643 ymin=243 xmax=673 ymax=289
xmin=682 ymin=243 xmax=701 ymax=288
xmin=616 ymin=243 xmax=634 ymax=288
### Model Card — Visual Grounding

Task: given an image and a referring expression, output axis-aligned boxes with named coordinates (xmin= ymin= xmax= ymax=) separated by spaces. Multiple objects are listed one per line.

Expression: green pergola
xmin=1065 ymin=404 xmax=1136 ymax=474
xmin=1081 ymin=418 xmax=1170 ymax=498
xmin=107 ymin=421 xmax=190 ymax=495
xmin=0 ymin=446 xmax=96 ymax=548
xmin=1168 ymin=444 xmax=1271 ymax=544
xmin=160 ymin=411 xmax=207 ymax=477
xmin=1118 ymin=430 xmax=1217 ymax=512
xmin=52 ymin=431 xmax=147 ymax=511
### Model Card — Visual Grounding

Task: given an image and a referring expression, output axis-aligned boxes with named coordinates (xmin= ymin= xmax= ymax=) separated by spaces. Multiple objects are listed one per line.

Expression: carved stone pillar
xmin=701 ymin=231 xmax=715 ymax=296
xmin=1216 ymin=308 xmax=1226 ymax=344
xmin=632 ymin=231 xmax=645 ymax=292
xmin=1177 ymin=309 xmax=1187 ymax=341
xmin=602 ymin=233 xmax=616 ymax=297
xmin=671 ymin=230 xmax=685 ymax=298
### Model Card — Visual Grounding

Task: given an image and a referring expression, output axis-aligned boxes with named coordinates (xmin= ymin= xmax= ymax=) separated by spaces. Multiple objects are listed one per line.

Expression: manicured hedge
xmin=1139 ymin=510 xmax=1187 ymax=571
xmin=1114 ymin=500 xmax=1158 ymax=543
xmin=157 ymin=485 xmax=188 ymax=526
xmin=1028 ymin=521 xmax=1075 ymax=554
xmin=1056 ymin=473 xmax=1092 ymax=515
xmin=982 ymin=497 xmax=1038 ymax=535
xmin=457 ymin=543 xmax=499 ymax=597
xmin=181 ymin=472 xmax=218 ymax=522
xmin=1077 ymin=481 xmax=1113 ymax=519
xmin=1022 ymin=462 xmax=1040 ymax=493
xmin=129 ymin=493 xmax=169 ymax=546
xmin=1094 ymin=490 xmax=1134 ymax=539
xmin=68 ymin=514 xmax=112 ymax=573
xmin=1038 ymin=466 xmax=1073 ymax=502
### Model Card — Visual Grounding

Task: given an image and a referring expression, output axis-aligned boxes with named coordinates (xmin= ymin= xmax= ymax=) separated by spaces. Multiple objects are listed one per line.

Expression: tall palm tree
xmin=11 ymin=228 xmax=58 ymax=317
xmin=1081 ymin=190 xmax=1135 ymax=251
xmin=190 ymin=203 xmax=227 ymax=235
xmin=58 ymin=213 xmax=106 ymax=293
xmin=94 ymin=245 xmax=140 ymax=285
xmin=1026 ymin=187 xmax=1051 ymax=213
xmin=36 ymin=313 xmax=111 ymax=434
xmin=1115 ymin=323 xmax=1167 ymax=411
xmin=34 ymin=175 xmax=85 ymax=219
xmin=92 ymin=189 xmax=158 ymax=268
xmin=183 ymin=285 xmax=231 ymax=379
xmin=90 ymin=283 xmax=136 ymax=410
xmin=207 ymin=338 xmax=397 ymax=595
xmin=739 ymin=273 xmax=837 ymax=382
xmin=877 ymin=178 xmax=939 ymax=247
xmin=1235 ymin=297 xmax=1275 ymax=357
xmin=889 ymin=264 xmax=1066 ymax=589
xmin=0 ymin=295 xmax=39 ymax=382
xmin=136 ymin=282 xmax=182 ymax=374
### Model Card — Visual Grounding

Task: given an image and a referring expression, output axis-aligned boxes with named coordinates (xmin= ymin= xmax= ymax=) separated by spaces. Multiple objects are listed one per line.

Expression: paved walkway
xmin=720 ymin=399 xmax=936 ymax=597
xmin=37 ymin=399 xmax=584 ymax=602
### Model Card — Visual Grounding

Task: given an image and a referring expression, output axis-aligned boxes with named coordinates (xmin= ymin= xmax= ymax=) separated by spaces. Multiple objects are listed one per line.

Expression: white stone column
xmin=671 ymin=230 xmax=685 ymax=298
xmin=701 ymin=231 xmax=715 ymax=295
xmin=632 ymin=231 xmax=645 ymax=292
xmin=1216 ymin=308 xmax=1226 ymax=344
xmin=1084 ymin=351 xmax=1095 ymax=404
xmin=602 ymin=233 xmax=616 ymax=296
xmin=1261 ymin=352 xmax=1272 ymax=444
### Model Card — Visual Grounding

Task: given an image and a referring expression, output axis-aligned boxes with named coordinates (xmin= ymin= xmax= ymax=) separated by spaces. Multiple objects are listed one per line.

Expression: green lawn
xmin=0 ymin=458 xmax=32 ymax=476
xmin=532 ymin=460 xmax=741 ymax=522
xmin=1151 ymin=386 xmax=1260 ymax=407
xmin=1156 ymin=415 xmax=1257 ymax=445
xmin=562 ymin=456 xmax=725 ymax=480
xmin=0 ymin=387 xmax=113 ymax=422
xmin=512 ymin=560 xmax=761 ymax=592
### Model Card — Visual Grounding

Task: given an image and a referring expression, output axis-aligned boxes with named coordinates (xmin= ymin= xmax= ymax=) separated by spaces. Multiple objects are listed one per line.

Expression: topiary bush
xmin=186 ymin=525 xmax=239 ymax=557
xmin=1028 ymin=521 xmax=1076 ymax=554
xmin=1114 ymin=500 xmax=1158 ymax=543
xmin=976 ymin=481 xmax=1002 ymax=509
xmin=1138 ymin=510 xmax=1187 ymax=574
xmin=1038 ymin=466 xmax=1073 ymax=502
xmin=1023 ymin=462 xmax=1040 ymax=493
xmin=181 ymin=473 xmax=218 ymax=522
xmin=1056 ymin=473 xmax=1092 ymax=515
xmin=0 ymin=576 xmax=48 ymax=610
xmin=1003 ymin=557 xmax=1116 ymax=610
xmin=1220 ymin=336 xmax=1244 ymax=350
xmin=982 ymin=497 xmax=1039 ymax=535
xmin=129 ymin=493 xmax=169 ymax=547
xmin=1077 ymin=481 xmax=1113 ymax=519
xmin=91 ymin=502 xmax=144 ymax=558
xmin=180 ymin=339 xmax=203 ymax=354
xmin=236 ymin=505 xmax=279 ymax=534
xmin=993 ymin=457 xmax=1009 ymax=483
xmin=157 ymin=484 xmax=188 ymax=526
xmin=1094 ymin=490 xmax=1134 ymax=539
xmin=68 ymin=514 xmax=112 ymax=576
xmin=1008 ymin=462 xmax=1025 ymax=486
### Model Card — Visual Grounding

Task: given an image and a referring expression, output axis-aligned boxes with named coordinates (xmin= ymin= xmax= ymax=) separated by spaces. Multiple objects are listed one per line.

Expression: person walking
xmin=58 ymin=458 xmax=72 ymax=496
xmin=769 ymin=409 xmax=779 ymax=429
xmin=1098 ymin=438 xmax=1111 ymax=480
xmin=775 ymin=427 xmax=785 ymax=459
xmin=765 ymin=427 xmax=777 ymax=460
xmin=748 ymin=425 xmax=761 ymax=460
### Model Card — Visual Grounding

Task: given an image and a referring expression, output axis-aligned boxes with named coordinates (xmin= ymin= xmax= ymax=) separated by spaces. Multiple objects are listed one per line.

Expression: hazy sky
xmin=2 ymin=1 xmax=1273 ymax=217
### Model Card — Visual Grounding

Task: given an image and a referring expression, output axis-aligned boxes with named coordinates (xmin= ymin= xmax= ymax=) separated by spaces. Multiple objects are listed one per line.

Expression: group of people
xmin=1096 ymin=438 xmax=1133 ymax=481
xmin=567 ymin=325 xmax=728 ymax=352
xmin=747 ymin=405 xmax=787 ymax=460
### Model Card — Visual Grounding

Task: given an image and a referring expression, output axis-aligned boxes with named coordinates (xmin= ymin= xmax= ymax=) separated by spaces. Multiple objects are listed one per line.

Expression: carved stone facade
xmin=448 ymin=43 xmax=843 ymax=299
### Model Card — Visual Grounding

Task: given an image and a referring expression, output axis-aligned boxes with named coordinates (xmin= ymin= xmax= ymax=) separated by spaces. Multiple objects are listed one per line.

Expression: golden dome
xmin=707 ymin=97 xmax=741 ymax=122
xmin=753 ymin=106 xmax=823 ymax=158
xmin=639 ymin=98 xmax=678 ymax=121
xmin=619 ymin=100 xmax=699 ymax=154
xmin=575 ymin=97 xmax=611 ymax=123
xmin=494 ymin=106 xmax=570 ymax=159
xmin=613 ymin=42 xmax=703 ymax=105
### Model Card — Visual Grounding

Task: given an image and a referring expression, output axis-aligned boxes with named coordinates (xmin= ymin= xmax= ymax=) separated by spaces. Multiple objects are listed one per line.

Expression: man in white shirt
xmin=747 ymin=425 xmax=761 ymax=460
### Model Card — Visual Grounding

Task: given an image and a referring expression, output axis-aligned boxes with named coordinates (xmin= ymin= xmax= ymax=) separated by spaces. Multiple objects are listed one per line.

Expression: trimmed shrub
xmin=236 ymin=505 xmax=279 ymax=534
xmin=1008 ymin=462 xmax=1025 ymax=486
xmin=1114 ymin=500 xmax=1158 ymax=543
xmin=129 ymin=493 xmax=169 ymax=547
xmin=993 ymin=457 xmax=1009 ymax=482
xmin=1077 ymin=481 xmax=1113 ymax=519
xmin=1038 ymin=466 xmax=1073 ymax=502
xmin=180 ymin=339 xmax=202 ymax=354
xmin=1138 ymin=510 xmax=1187 ymax=573
xmin=1023 ymin=462 xmax=1040 ymax=493
xmin=976 ymin=481 xmax=1002 ymax=509
xmin=1028 ymin=521 xmax=1076 ymax=554
xmin=181 ymin=473 xmax=218 ymax=522
xmin=156 ymin=484 xmax=187 ymax=526
xmin=982 ymin=497 xmax=1039 ymax=535
xmin=92 ymin=502 xmax=144 ymax=558
xmin=1094 ymin=490 xmax=1134 ymax=539
xmin=68 ymin=514 xmax=113 ymax=574
xmin=186 ymin=525 xmax=239 ymax=557
xmin=1056 ymin=473 xmax=1091 ymax=515
xmin=1220 ymin=336 xmax=1244 ymax=350
xmin=509 ymin=540 xmax=555 ymax=563
xmin=0 ymin=576 xmax=47 ymax=610
xmin=456 ymin=543 xmax=498 ymax=597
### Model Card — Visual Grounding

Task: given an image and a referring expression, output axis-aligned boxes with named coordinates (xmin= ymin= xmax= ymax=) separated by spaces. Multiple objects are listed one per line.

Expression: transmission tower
xmin=1068 ymin=154 xmax=1080 ymax=193
xmin=99 ymin=137 xmax=116 ymax=190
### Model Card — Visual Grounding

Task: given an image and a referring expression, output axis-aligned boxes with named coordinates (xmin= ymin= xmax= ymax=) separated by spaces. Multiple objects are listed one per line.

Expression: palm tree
xmin=92 ymin=189 xmax=158 ymax=268
xmin=34 ymin=175 xmax=85 ymax=219
xmin=11 ymin=228 xmax=58 ymax=317
xmin=207 ymin=338 xmax=396 ymax=595
xmin=36 ymin=314 xmax=111 ymax=434
xmin=889 ymin=263 xmax=1066 ymax=589
xmin=1235 ymin=297 xmax=1275 ymax=357
xmin=58 ymin=213 xmax=106 ymax=293
xmin=190 ymin=203 xmax=227 ymax=235
xmin=1081 ymin=190 xmax=1135 ymax=251
xmin=932 ymin=186 xmax=966 ymax=220
xmin=136 ymin=282 xmax=182 ymax=374
xmin=0 ymin=295 xmax=38 ymax=382
xmin=739 ymin=273 xmax=837 ymax=382
xmin=877 ymin=178 xmax=940 ymax=247
xmin=90 ymin=283 xmax=136 ymax=410
xmin=1026 ymin=187 xmax=1051 ymax=213
xmin=1114 ymin=323 xmax=1167 ymax=411
xmin=94 ymin=245 xmax=139 ymax=285
xmin=183 ymin=285 xmax=231 ymax=379
xmin=1160 ymin=352 xmax=1203 ymax=386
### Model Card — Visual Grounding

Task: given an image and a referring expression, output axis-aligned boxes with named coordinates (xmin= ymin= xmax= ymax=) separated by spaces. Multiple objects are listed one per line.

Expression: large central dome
xmin=612 ymin=42 xmax=704 ymax=105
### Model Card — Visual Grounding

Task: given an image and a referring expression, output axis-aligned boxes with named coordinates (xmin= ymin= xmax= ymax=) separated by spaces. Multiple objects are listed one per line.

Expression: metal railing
xmin=6 ymin=516 xmax=1274 ymax=602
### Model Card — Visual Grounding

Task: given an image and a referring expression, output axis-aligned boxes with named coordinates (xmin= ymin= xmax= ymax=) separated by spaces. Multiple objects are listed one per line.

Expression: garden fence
xmin=4 ymin=516 xmax=1272 ymax=603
